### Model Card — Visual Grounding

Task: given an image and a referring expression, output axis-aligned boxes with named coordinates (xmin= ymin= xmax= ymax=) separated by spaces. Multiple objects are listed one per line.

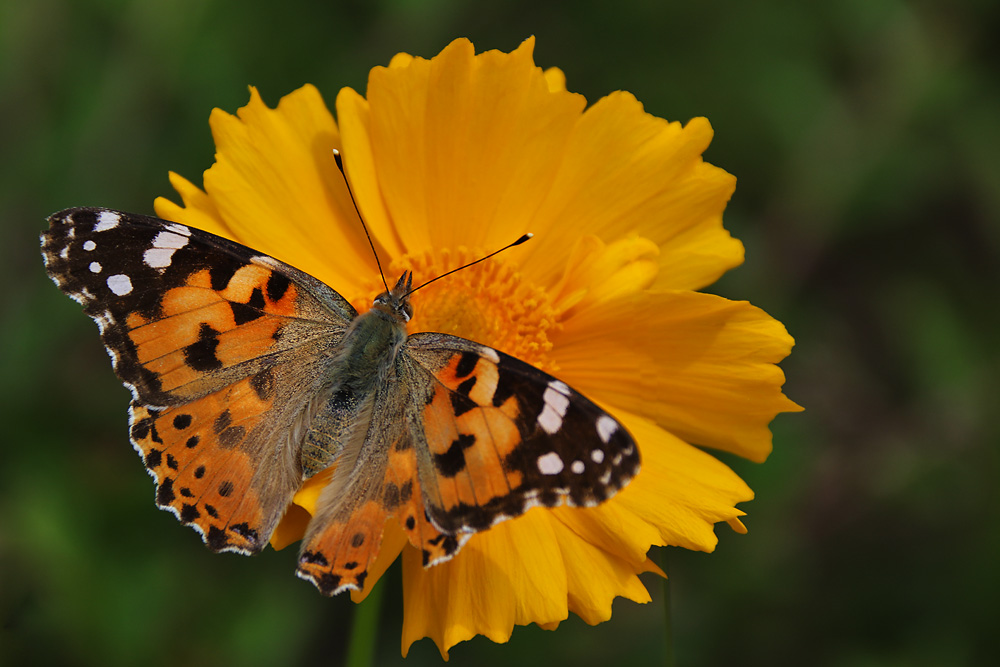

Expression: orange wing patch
xmin=297 ymin=498 xmax=388 ymax=595
xmin=123 ymin=266 xmax=299 ymax=395
xmin=129 ymin=370 xmax=279 ymax=553
xmin=385 ymin=435 xmax=467 ymax=567
xmin=419 ymin=352 xmax=526 ymax=532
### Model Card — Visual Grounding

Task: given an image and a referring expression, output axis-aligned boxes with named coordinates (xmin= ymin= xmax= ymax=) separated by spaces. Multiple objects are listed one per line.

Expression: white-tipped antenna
xmin=333 ymin=148 xmax=532 ymax=296
xmin=333 ymin=149 xmax=389 ymax=294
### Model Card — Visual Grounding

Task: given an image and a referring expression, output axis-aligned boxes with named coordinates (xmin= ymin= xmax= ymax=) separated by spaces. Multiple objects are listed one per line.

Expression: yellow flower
xmin=154 ymin=37 xmax=801 ymax=658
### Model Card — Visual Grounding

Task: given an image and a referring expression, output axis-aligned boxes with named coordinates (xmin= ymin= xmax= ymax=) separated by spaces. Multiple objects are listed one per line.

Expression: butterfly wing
xmin=41 ymin=207 xmax=357 ymax=554
xmin=405 ymin=334 xmax=640 ymax=536
xmin=295 ymin=332 xmax=640 ymax=595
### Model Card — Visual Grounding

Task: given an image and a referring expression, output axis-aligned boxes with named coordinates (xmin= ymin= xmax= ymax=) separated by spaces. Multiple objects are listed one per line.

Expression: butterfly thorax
xmin=332 ymin=271 xmax=413 ymax=385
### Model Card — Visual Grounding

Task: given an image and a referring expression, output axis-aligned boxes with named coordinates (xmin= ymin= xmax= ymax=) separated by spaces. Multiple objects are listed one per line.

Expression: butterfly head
xmin=372 ymin=271 xmax=413 ymax=323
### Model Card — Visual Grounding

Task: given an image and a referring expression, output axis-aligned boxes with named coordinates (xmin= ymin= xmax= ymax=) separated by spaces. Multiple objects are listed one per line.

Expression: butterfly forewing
xmin=406 ymin=334 xmax=640 ymax=535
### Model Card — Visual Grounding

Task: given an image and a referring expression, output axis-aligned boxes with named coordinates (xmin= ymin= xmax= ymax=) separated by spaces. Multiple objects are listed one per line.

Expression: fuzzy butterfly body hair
xmin=41 ymin=205 xmax=639 ymax=596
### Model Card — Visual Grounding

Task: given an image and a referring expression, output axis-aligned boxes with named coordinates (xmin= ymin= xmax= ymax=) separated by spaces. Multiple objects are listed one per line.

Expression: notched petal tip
xmin=727 ymin=516 xmax=749 ymax=534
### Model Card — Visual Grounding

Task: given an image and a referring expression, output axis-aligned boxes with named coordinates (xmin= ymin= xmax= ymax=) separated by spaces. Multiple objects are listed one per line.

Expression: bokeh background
xmin=3 ymin=1 xmax=998 ymax=665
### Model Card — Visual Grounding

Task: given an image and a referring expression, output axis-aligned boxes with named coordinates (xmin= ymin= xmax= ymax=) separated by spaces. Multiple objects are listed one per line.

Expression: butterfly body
xmin=297 ymin=272 xmax=410 ymax=478
xmin=41 ymin=207 xmax=640 ymax=596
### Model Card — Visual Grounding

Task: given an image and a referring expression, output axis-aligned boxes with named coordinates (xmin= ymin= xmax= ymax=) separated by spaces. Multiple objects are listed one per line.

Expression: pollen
xmin=354 ymin=248 xmax=559 ymax=373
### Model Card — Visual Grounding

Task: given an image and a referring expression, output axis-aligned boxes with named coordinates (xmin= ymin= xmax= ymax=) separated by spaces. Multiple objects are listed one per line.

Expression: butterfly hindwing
xmin=41 ymin=207 xmax=357 ymax=553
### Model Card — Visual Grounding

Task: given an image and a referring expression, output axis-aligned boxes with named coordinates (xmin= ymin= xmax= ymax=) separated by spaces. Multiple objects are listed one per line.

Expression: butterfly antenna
xmin=404 ymin=233 xmax=533 ymax=298
xmin=334 ymin=149 xmax=389 ymax=294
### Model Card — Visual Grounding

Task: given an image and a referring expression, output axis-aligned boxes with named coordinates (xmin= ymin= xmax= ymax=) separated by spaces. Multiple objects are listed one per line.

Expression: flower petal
xmin=523 ymin=92 xmax=742 ymax=292
xmin=335 ymin=86 xmax=407 ymax=265
xmin=269 ymin=466 xmax=335 ymax=550
xmin=154 ymin=171 xmax=229 ymax=237
xmin=549 ymin=234 xmax=661 ymax=316
xmin=166 ymin=85 xmax=378 ymax=292
xmin=609 ymin=410 xmax=754 ymax=548
xmin=400 ymin=492 xmax=676 ymax=656
xmin=553 ymin=290 xmax=800 ymax=461
xmin=543 ymin=66 xmax=567 ymax=92
xmin=551 ymin=408 xmax=755 ymax=564
xmin=400 ymin=513 xmax=569 ymax=658
xmin=551 ymin=495 xmax=663 ymax=567
xmin=354 ymin=37 xmax=586 ymax=256
xmin=269 ymin=504 xmax=310 ymax=551
xmin=549 ymin=520 xmax=655 ymax=626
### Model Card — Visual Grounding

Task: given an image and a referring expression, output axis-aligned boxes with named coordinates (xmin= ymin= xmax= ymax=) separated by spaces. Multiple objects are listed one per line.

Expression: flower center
xmin=353 ymin=248 xmax=559 ymax=373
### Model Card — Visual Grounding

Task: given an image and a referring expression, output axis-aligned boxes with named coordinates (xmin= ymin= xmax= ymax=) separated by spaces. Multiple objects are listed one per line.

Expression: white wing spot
xmin=570 ymin=460 xmax=585 ymax=474
xmin=94 ymin=211 xmax=120 ymax=232
xmin=143 ymin=247 xmax=174 ymax=268
xmin=143 ymin=231 xmax=189 ymax=269
xmin=549 ymin=380 xmax=570 ymax=396
xmin=612 ymin=453 xmax=622 ymax=466
xmin=599 ymin=470 xmax=612 ymax=485
xmin=165 ymin=223 xmax=191 ymax=236
xmin=537 ymin=452 xmax=564 ymax=475
xmin=480 ymin=346 xmax=500 ymax=363
xmin=596 ymin=415 xmax=618 ymax=444
xmin=83 ymin=240 xmax=96 ymax=251
xmin=537 ymin=405 xmax=562 ymax=434
xmin=107 ymin=274 xmax=133 ymax=296
xmin=59 ymin=246 xmax=70 ymax=260
xmin=89 ymin=261 xmax=102 ymax=273
xmin=537 ymin=380 xmax=572 ymax=434
xmin=591 ymin=449 xmax=605 ymax=464
xmin=153 ymin=230 xmax=189 ymax=249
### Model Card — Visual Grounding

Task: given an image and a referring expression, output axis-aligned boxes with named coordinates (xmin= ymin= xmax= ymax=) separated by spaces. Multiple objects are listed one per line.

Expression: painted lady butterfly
xmin=41 ymin=207 xmax=639 ymax=595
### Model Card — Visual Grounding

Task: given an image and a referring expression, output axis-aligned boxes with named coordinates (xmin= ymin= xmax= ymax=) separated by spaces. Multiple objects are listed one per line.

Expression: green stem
xmin=657 ymin=548 xmax=675 ymax=667
xmin=345 ymin=578 xmax=385 ymax=667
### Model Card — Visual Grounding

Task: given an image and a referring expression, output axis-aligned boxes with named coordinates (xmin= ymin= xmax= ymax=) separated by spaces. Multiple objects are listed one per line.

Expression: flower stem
xmin=657 ymin=548 xmax=675 ymax=667
xmin=345 ymin=579 xmax=385 ymax=667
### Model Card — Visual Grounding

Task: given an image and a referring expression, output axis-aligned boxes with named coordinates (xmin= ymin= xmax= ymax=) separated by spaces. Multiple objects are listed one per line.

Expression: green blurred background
xmin=3 ymin=1 xmax=998 ymax=665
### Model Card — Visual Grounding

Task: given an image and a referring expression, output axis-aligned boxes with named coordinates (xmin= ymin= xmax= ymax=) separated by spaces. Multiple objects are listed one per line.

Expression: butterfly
xmin=41 ymin=207 xmax=640 ymax=595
